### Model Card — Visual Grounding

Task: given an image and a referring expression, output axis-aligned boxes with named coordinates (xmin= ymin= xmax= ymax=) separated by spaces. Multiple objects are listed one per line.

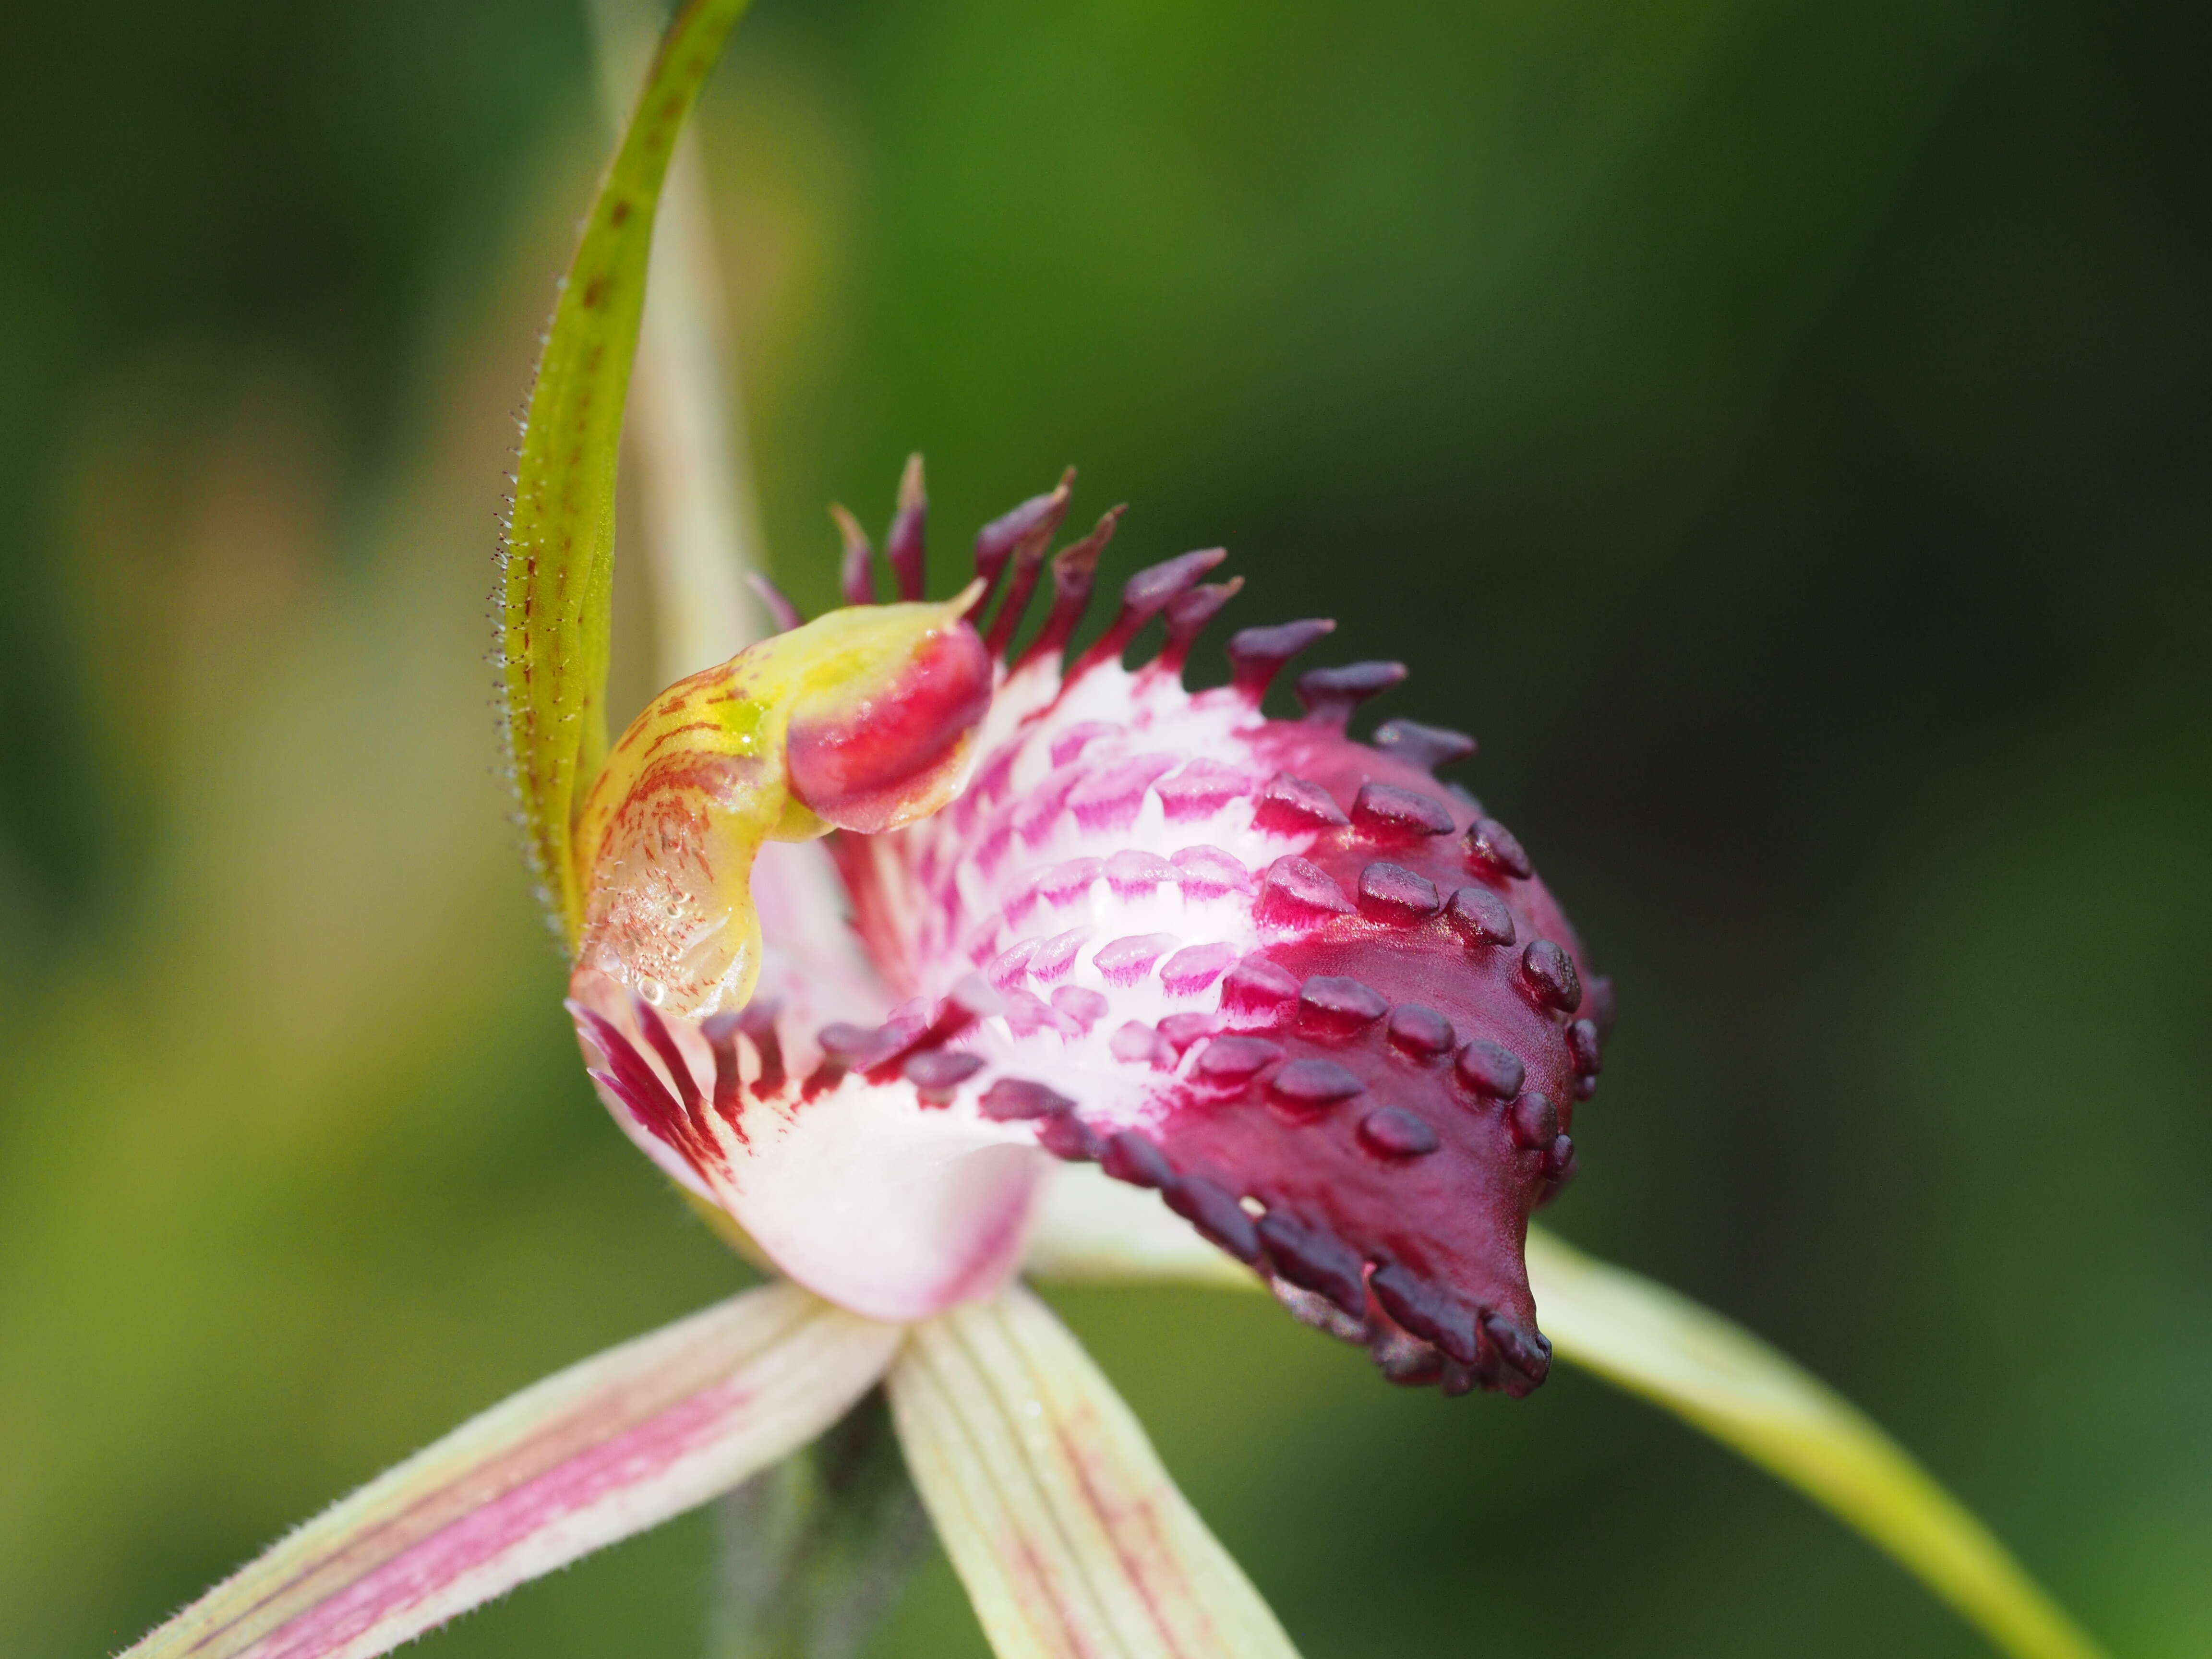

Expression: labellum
xmin=572 ymin=463 xmax=1611 ymax=1393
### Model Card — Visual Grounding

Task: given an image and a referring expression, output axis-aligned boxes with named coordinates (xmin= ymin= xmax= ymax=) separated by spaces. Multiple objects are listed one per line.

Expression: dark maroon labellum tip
xmin=1465 ymin=817 xmax=1533 ymax=881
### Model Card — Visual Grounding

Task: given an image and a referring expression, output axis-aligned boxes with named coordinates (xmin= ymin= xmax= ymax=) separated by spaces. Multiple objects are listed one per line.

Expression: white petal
xmin=889 ymin=1285 xmax=1300 ymax=1659
xmin=123 ymin=1283 xmax=902 ymax=1659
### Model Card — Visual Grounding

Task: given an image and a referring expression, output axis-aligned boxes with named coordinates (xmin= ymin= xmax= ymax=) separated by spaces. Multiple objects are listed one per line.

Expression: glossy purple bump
xmin=1226 ymin=618 xmax=1336 ymax=699
xmin=1359 ymin=1106 xmax=1440 ymax=1157
xmin=1220 ymin=956 xmax=1300 ymax=1015
xmin=1256 ymin=1213 xmax=1368 ymax=1318
xmin=1295 ymin=661 xmax=1408 ymax=728
xmin=1444 ymin=886 xmax=1515 ymax=948
xmin=1194 ymin=1034 xmax=1284 ymax=1083
xmin=1385 ymin=1004 xmax=1455 ymax=1057
xmin=1369 ymin=1263 xmax=1479 ymax=1364
xmin=1520 ymin=939 xmax=1583 ymax=1013
xmin=979 ymin=1077 xmax=1076 ymax=1121
xmin=1102 ymin=1129 xmax=1174 ymax=1189
xmin=1269 ymin=1056 xmax=1367 ymax=1109
xmin=1371 ymin=718 xmax=1478 ymax=769
xmin=1298 ymin=975 xmax=1390 ymax=1034
xmin=903 ymin=1050 xmax=986 ymax=1099
xmin=1350 ymin=783 xmax=1455 ymax=838
xmin=1455 ymin=1039 xmax=1526 ymax=1099
xmin=1466 ymin=817 xmax=1533 ymax=880
xmin=1358 ymin=861 xmax=1443 ymax=921
xmin=1509 ymin=1093 xmax=1561 ymax=1151
xmin=1566 ymin=1018 xmax=1602 ymax=1076
xmin=1256 ymin=857 xmax=1354 ymax=923
xmin=1253 ymin=771 xmax=1349 ymax=831
xmin=1164 ymin=1175 xmax=1262 ymax=1262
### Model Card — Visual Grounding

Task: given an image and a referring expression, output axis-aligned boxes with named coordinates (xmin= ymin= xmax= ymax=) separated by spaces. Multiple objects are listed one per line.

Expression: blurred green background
xmin=1 ymin=0 xmax=2205 ymax=1654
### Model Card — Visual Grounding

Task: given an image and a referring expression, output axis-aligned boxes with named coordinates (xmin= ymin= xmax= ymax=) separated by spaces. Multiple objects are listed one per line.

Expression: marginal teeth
xmin=1163 ymin=1174 xmax=1262 ymax=1262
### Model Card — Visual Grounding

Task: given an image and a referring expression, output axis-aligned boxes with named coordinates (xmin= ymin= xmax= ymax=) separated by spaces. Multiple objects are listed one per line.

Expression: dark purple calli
xmin=575 ymin=462 xmax=1610 ymax=1393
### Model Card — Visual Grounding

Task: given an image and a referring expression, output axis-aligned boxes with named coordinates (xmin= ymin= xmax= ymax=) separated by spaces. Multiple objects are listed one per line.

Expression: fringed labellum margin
xmin=571 ymin=462 xmax=1611 ymax=1390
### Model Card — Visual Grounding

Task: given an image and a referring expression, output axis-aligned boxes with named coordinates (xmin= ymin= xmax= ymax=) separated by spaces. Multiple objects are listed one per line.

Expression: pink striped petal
xmin=123 ymin=1283 xmax=902 ymax=1659
xmin=889 ymin=1286 xmax=1300 ymax=1659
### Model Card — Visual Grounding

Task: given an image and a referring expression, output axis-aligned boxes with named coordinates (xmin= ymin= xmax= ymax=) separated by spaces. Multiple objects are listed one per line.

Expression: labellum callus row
xmin=573 ymin=460 xmax=1610 ymax=1393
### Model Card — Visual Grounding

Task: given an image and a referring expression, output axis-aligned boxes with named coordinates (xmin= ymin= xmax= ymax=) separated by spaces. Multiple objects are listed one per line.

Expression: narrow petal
xmin=1022 ymin=1214 xmax=2106 ymax=1659
xmin=888 ymin=1286 xmax=1299 ymax=1659
xmin=1523 ymin=1230 xmax=2108 ymax=1659
xmin=124 ymin=1283 xmax=902 ymax=1659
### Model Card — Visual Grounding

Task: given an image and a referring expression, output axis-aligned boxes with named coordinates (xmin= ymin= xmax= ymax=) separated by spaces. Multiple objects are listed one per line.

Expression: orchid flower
xmin=122 ymin=4 xmax=2112 ymax=1658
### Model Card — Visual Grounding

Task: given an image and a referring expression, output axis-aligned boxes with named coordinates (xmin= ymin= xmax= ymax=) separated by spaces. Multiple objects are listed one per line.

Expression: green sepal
xmin=500 ymin=0 xmax=753 ymax=941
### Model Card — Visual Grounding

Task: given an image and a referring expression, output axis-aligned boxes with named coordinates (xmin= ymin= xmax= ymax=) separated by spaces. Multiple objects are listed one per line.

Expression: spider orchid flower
xmin=123 ymin=4 xmax=2110 ymax=1659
